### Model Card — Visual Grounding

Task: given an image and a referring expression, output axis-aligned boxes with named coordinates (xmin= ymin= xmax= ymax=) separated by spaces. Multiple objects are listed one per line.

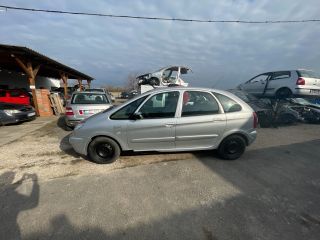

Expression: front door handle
xmin=164 ymin=123 xmax=175 ymax=127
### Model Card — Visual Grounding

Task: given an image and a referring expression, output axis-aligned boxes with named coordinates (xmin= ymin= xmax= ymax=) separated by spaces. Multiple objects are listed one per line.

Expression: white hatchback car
xmin=238 ymin=70 xmax=320 ymax=98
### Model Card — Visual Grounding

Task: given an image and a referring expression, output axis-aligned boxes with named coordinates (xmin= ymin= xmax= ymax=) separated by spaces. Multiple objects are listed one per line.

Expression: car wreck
xmin=136 ymin=66 xmax=191 ymax=87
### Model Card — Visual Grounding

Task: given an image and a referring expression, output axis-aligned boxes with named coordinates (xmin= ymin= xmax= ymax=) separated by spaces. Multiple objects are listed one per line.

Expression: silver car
xmin=69 ymin=87 xmax=257 ymax=164
xmin=238 ymin=70 xmax=320 ymax=98
xmin=65 ymin=92 xmax=113 ymax=128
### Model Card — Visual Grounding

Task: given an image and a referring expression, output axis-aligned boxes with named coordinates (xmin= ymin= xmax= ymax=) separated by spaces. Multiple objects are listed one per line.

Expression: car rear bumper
xmin=65 ymin=118 xmax=81 ymax=127
xmin=247 ymin=129 xmax=257 ymax=145
xmin=295 ymin=87 xmax=320 ymax=96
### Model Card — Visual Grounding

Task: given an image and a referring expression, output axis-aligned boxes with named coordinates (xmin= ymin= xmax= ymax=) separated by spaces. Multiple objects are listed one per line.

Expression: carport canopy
xmin=0 ymin=43 xmax=93 ymax=82
xmin=0 ymin=44 xmax=94 ymax=114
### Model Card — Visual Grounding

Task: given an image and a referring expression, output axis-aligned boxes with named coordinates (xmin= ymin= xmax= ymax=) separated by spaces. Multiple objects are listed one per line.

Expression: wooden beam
xmin=33 ymin=64 xmax=41 ymax=77
xmin=87 ymin=80 xmax=91 ymax=89
xmin=77 ymin=79 xmax=83 ymax=91
xmin=60 ymin=73 xmax=68 ymax=98
xmin=14 ymin=56 xmax=31 ymax=76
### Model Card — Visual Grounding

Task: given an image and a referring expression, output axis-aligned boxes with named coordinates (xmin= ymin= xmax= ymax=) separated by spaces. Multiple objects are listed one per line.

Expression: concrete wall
xmin=0 ymin=69 xmax=60 ymax=90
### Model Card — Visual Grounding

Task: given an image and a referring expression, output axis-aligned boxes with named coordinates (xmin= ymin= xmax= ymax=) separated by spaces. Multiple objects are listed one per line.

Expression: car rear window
xmin=298 ymin=70 xmax=320 ymax=79
xmin=71 ymin=93 xmax=109 ymax=104
xmin=213 ymin=93 xmax=242 ymax=113
xmin=272 ymin=71 xmax=291 ymax=80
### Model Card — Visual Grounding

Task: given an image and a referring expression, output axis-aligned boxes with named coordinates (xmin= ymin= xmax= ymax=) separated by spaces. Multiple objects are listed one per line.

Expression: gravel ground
xmin=0 ymin=120 xmax=319 ymax=183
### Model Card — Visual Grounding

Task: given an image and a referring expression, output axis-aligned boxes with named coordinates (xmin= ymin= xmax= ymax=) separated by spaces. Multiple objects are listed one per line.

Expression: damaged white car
xmin=136 ymin=66 xmax=191 ymax=87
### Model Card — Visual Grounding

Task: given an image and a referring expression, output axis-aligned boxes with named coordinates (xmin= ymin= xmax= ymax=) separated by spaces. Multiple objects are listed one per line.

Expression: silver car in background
xmin=239 ymin=70 xmax=320 ymax=98
xmin=69 ymin=87 xmax=257 ymax=164
xmin=65 ymin=92 xmax=113 ymax=128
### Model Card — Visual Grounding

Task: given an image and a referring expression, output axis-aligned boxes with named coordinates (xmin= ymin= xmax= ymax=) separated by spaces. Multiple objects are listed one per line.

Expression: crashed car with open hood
xmin=136 ymin=66 xmax=191 ymax=87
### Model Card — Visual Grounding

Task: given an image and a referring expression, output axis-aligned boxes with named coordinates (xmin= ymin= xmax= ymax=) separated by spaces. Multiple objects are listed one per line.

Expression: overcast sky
xmin=0 ymin=0 xmax=320 ymax=89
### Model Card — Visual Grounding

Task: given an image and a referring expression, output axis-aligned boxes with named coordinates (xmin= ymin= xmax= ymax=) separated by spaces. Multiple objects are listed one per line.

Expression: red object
xmin=183 ymin=92 xmax=190 ymax=105
xmin=0 ymin=89 xmax=31 ymax=105
xmin=66 ymin=107 xmax=74 ymax=116
xmin=253 ymin=112 xmax=258 ymax=128
xmin=296 ymin=77 xmax=305 ymax=85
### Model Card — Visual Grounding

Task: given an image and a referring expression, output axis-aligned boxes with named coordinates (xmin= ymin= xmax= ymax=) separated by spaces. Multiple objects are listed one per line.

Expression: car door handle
xmin=164 ymin=123 xmax=175 ymax=127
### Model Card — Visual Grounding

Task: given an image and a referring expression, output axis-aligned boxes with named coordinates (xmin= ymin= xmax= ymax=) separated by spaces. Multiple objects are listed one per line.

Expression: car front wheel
xmin=88 ymin=137 xmax=121 ymax=164
xmin=218 ymin=135 xmax=246 ymax=160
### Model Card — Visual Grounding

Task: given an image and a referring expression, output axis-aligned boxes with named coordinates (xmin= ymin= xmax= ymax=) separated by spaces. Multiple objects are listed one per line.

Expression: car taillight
xmin=66 ymin=107 xmax=74 ymax=116
xmin=296 ymin=77 xmax=305 ymax=85
xmin=79 ymin=110 xmax=83 ymax=115
xmin=253 ymin=112 xmax=258 ymax=128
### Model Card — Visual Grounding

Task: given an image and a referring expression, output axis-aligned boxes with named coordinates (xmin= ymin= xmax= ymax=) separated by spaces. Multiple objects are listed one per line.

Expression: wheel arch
xmin=219 ymin=132 xmax=249 ymax=147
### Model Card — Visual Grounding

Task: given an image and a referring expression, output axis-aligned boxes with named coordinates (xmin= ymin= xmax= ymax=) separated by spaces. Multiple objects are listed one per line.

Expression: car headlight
xmin=4 ymin=109 xmax=21 ymax=115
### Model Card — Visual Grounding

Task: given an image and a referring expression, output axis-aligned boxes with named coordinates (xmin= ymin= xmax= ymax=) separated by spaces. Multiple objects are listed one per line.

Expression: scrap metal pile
xmin=229 ymin=89 xmax=320 ymax=127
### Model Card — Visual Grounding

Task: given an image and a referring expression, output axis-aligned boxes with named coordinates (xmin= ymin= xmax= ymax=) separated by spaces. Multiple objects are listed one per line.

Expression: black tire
xmin=149 ymin=77 xmax=160 ymax=86
xmin=88 ymin=137 xmax=121 ymax=164
xmin=275 ymin=88 xmax=292 ymax=99
xmin=218 ymin=135 xmax=246 ymax=160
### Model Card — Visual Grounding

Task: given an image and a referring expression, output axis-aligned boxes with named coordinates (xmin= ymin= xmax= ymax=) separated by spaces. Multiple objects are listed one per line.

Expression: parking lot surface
xmin=0 ymin=121 xmax=320 ymax=239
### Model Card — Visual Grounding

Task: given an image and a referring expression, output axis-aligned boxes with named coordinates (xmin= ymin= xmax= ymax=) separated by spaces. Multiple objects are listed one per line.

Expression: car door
xmin=127 ymin=91 xmax=180 ymax=151
xmin=242 ymin=73 xmax=271 ymax=96
xmin=267 ymin=71 xmax=292 ymax=96
xmin=175 ymin=91 xmax=226 ymax=150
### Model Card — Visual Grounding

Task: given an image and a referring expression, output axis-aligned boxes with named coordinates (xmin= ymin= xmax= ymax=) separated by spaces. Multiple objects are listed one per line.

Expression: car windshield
xmin=298 ymin=70 xmax=320 ymax=78
xmin=71 ymin=93 xmax=109 ymax=104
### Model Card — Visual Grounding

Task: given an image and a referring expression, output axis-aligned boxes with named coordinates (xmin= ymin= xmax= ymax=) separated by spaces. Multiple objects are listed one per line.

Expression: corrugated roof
xmin=0 ymin=44 xmax=93 ymax=80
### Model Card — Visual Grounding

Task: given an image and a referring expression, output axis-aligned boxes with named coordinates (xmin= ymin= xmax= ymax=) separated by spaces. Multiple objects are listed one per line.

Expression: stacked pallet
xmin=49 ymin=93 xmax=65 ymax=115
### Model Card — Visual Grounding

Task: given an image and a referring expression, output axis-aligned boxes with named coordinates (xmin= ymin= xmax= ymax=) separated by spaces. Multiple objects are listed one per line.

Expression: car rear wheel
xmin=88 ymin=137 xmax=120 ymax=164
xmin=275 ymin=88 xmax=292 ymax=99
xmin=218 ymin=135 xmax=246 ymax=160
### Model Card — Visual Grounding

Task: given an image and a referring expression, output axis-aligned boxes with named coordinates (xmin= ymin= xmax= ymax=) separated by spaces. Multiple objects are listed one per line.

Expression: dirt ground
xmin=0 ymin=119 xmax=320 ymax=183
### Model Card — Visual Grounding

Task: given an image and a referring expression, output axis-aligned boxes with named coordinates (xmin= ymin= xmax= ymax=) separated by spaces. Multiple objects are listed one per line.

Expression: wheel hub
xmin=96 ymin=143 xmax=114 ymax=158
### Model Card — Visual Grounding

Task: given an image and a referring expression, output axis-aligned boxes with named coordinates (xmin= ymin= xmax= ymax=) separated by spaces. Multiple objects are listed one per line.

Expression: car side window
xmin=138 ymin=91 xmax=179 ymax=119
xmin=249 ymin=74 xmax=269 ymax=83
xmin=110 ymin=96 xmax=148 ymax=120
xmin=271 ymin=71 xmax=291 ymax=80
xmin=214 ymin=93 xmax=242 ymax=113
xmin=182 ymin=91 xmax=220 ymax=117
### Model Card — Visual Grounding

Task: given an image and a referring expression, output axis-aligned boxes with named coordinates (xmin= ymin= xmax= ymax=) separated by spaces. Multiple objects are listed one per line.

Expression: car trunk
xmin=71 ymin=104 xmax=112 ymax=119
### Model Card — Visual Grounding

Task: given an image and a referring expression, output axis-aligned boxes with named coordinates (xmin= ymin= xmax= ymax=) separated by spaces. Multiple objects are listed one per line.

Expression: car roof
xmin=72 ymin=91 xmax=106 ymax=95
xmin=140 ymin=86 xmax=233 ymax=97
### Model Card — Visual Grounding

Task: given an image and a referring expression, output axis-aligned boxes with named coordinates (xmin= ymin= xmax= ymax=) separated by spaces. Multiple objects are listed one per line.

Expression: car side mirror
xmin=131 ymin=112 xmax=143 ymax=120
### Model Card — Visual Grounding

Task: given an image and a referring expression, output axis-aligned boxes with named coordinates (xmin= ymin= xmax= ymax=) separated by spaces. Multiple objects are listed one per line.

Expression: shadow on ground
xmin=1 ymin=140 xmax=320 ymax=239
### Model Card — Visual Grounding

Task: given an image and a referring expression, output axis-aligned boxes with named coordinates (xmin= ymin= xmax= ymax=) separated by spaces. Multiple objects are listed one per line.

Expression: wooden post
xmin=13 ymin=56 xmax=41 ymax=115
xmin=77 ymin=79 xmax=83 ymax=91
xmin=87 ymin=80 xmax=91 ymax=89
xmin=60 ymin=73 xmax=68 ymax=99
